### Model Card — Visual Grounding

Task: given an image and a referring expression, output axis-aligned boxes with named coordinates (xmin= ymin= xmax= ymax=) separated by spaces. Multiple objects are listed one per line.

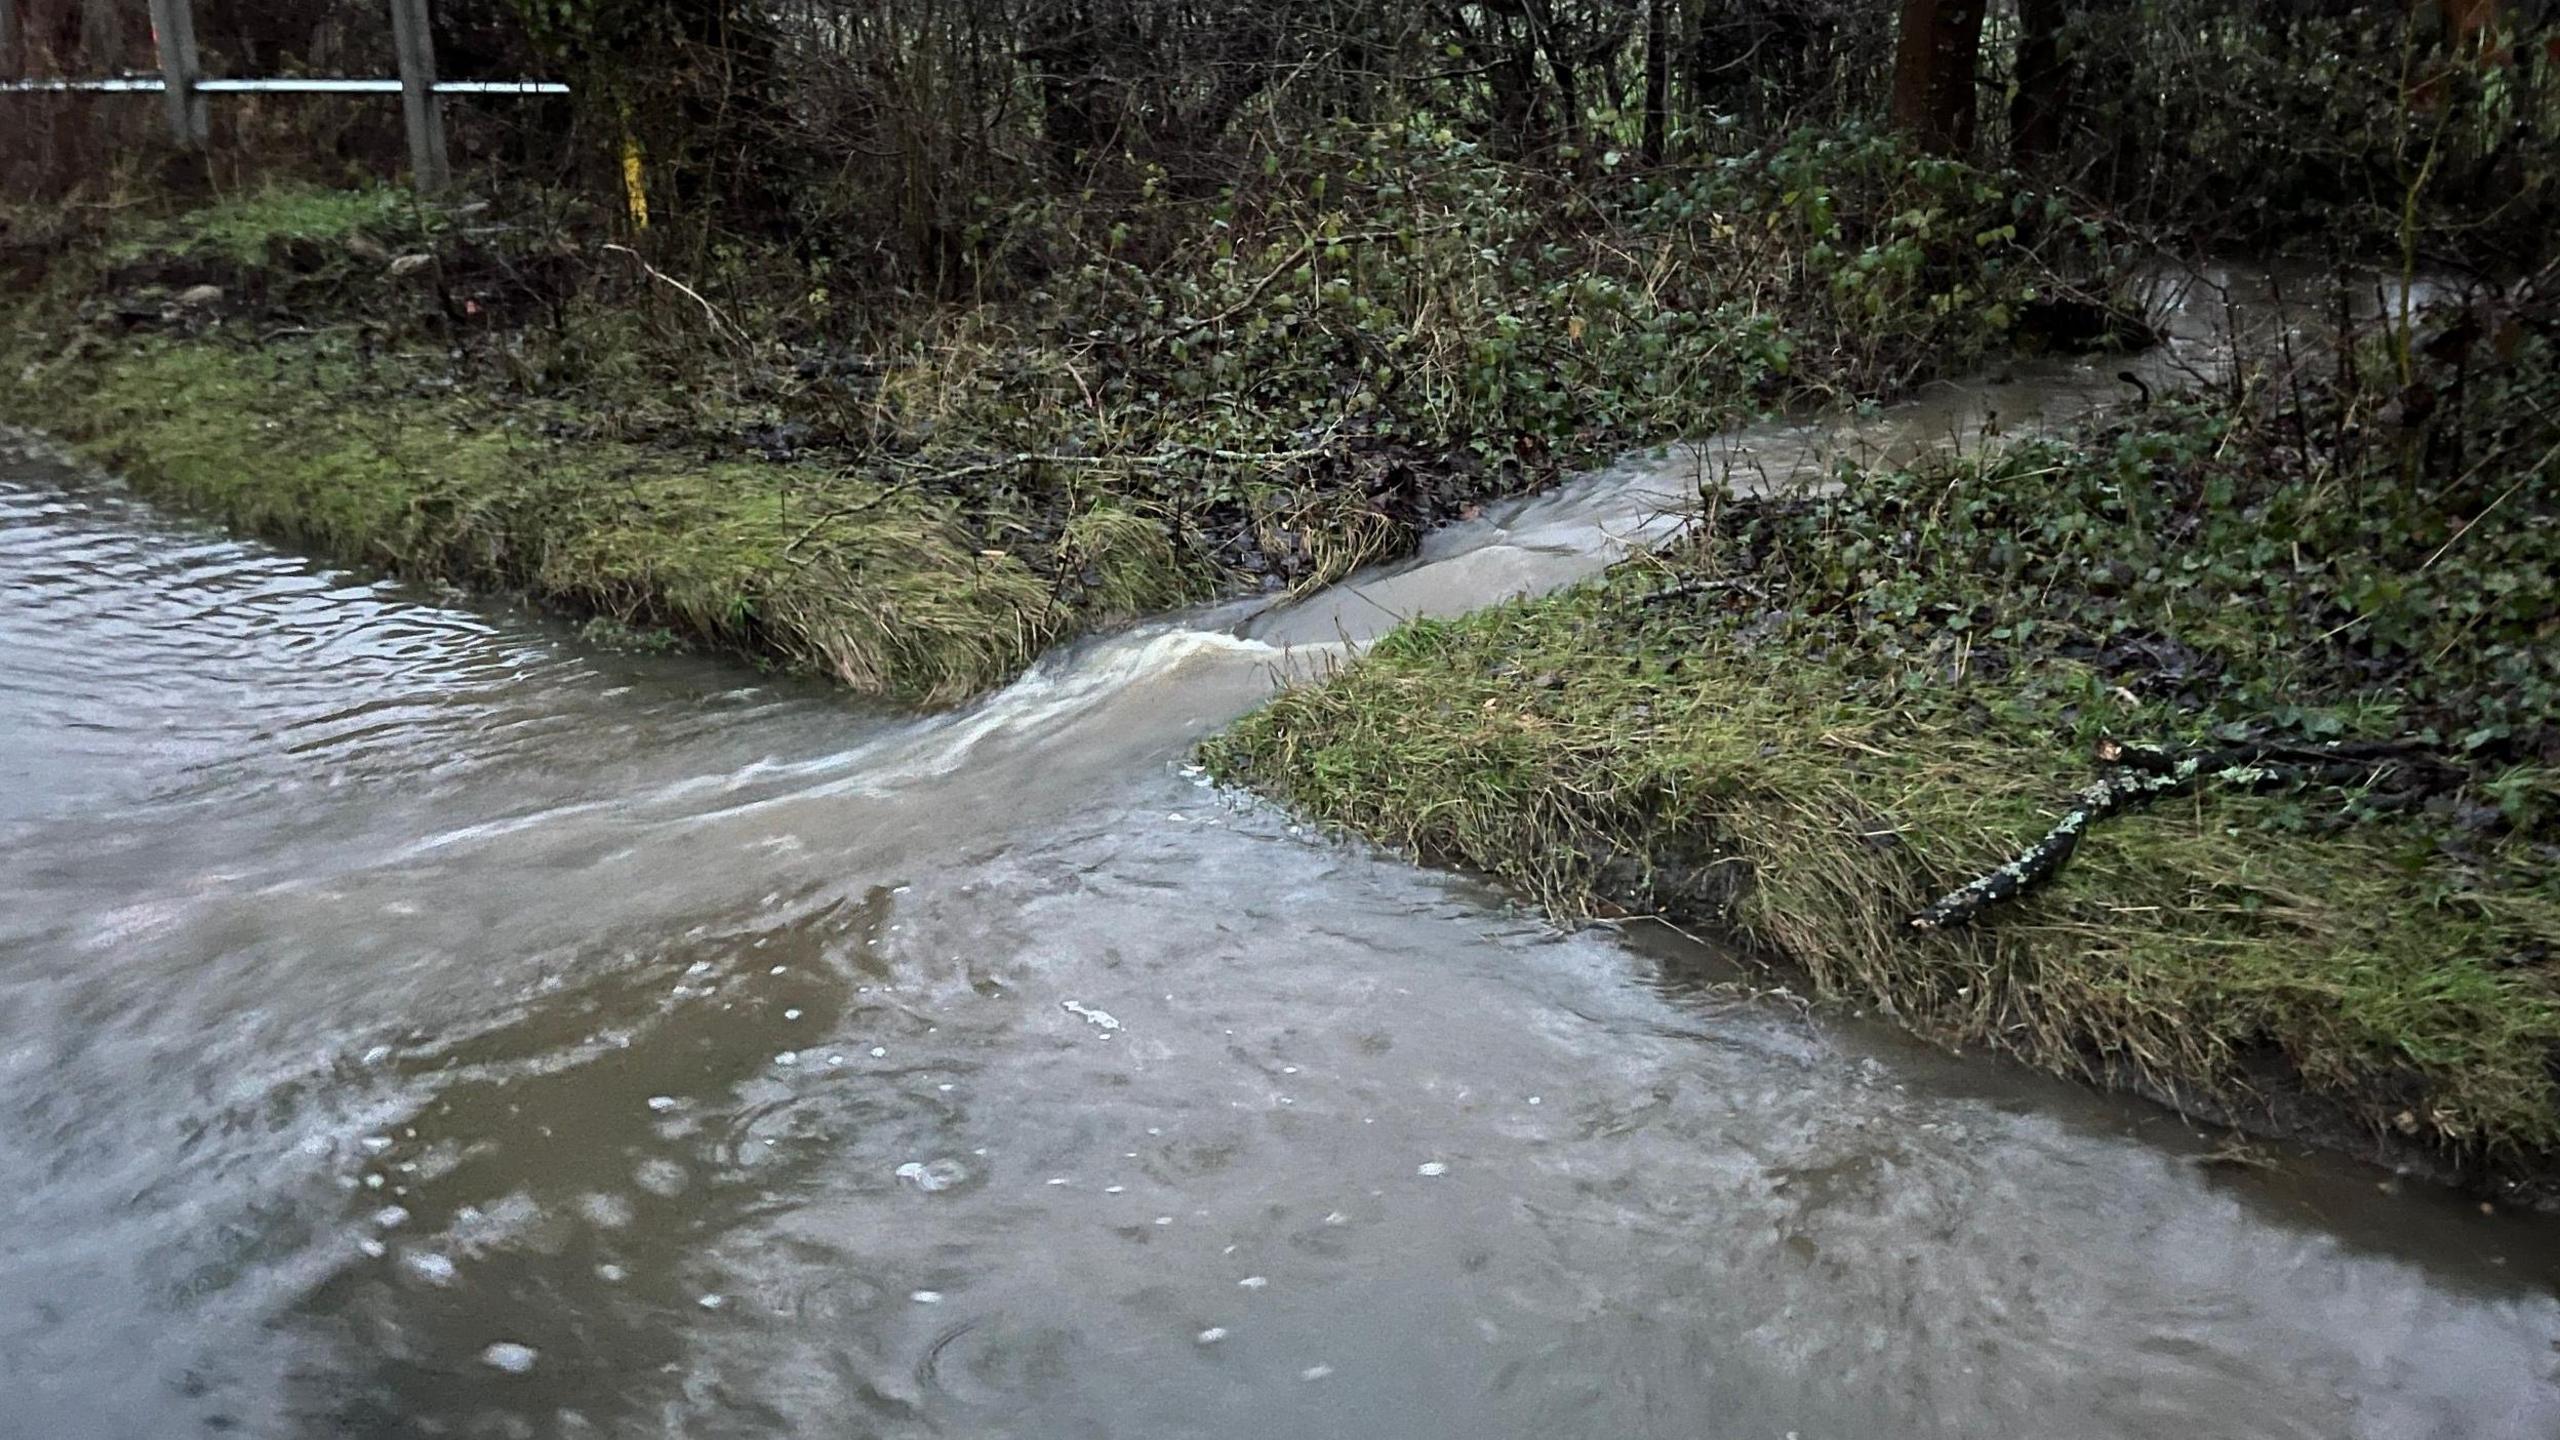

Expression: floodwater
xmin=3 ymin=266 xmax=2554 ymax=1439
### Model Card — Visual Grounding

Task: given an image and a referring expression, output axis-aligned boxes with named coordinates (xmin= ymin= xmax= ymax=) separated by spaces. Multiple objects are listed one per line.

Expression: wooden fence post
xmin=388 ymin=0 xmax=451 ymax=192
xmin=146 ymin=0 xmax=208 ymax=146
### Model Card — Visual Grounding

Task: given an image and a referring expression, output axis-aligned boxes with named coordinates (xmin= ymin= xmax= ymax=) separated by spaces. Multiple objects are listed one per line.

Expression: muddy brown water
xmin=4 ymin=267 xmax=2556 ymax=1439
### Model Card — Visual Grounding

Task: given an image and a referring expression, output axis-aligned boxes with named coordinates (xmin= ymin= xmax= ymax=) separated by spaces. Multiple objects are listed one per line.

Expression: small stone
xmin=647 ymin=1096 xmax=678 ymax=1113
xmin=175 ymin=284 xmax=224 ymax=308
xmin=387 ymin=253 xmax=435 ymax=278
xmin=480 ymin=1342 xmax=539 ymax=1374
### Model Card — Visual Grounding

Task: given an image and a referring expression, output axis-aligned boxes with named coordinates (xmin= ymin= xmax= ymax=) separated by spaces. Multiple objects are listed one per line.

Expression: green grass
xmin=105 ymin=182 xmax=420 ymax=267
xmin=1208 ymin=572 xmax=2560 ymax=1164
xmin=8 ymin=338 xmax=1059 ymax=704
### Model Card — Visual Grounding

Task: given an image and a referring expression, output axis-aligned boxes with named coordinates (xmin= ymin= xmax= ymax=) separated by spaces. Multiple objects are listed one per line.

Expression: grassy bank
xmin=2 ymin=125 xmax=2128 ymax=701
xmin=1206 ymin=314 xmax=2560 ymax=1196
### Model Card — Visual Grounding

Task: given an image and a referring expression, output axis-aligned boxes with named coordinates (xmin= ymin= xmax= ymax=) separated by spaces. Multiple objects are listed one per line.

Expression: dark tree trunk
xmin=1890 ymin=0 xmax=1986 ymax=156
xmin=1641 ymin=0 xmax=1668 ymax=164
xmin=2010 ymin=0 xmax=2069 ymax=165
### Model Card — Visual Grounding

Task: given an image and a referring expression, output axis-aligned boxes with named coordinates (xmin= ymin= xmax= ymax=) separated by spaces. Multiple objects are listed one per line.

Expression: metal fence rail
xmin=0 ymin=0 xmax=567 ymax=192
xmin=2 ymin=78 xmax=568 ymax=94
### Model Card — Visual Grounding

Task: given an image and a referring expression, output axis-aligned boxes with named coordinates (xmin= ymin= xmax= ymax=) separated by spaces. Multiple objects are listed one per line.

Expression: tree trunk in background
xmin=1641 ymin=0 xmax=1668 ymax=163
xmin=2010 ymin=0 xmax=2069 ymax=165
xmin=1889 ymin=0 xmax=1985 ymax=155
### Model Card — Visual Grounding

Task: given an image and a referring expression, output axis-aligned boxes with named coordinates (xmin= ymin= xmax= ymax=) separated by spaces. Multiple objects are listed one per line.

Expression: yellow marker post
xmin=621 ymin=132 xmax=650 ymax=229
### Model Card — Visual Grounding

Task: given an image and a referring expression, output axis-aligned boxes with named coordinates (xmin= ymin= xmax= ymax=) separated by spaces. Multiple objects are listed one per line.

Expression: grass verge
xmin=1205 ymin=317 xmax=2560 ymax=1197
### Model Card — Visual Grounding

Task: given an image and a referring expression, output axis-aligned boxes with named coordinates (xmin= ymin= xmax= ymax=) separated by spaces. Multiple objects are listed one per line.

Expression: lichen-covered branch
xmin=1906 ymin=739 xmax=2453 ymax=933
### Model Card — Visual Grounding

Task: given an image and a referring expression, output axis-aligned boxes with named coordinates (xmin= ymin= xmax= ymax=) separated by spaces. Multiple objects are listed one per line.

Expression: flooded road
xmin=5 ymin=266 xmax=2557 ymax=1438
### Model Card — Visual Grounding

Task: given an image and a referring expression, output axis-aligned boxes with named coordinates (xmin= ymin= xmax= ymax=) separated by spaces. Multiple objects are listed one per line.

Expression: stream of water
xmin=3 ymin=266 xmax=2555 ymax=1439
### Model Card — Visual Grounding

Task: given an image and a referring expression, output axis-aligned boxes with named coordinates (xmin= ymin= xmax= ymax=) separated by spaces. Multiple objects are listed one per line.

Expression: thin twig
xmin=600 ymin=242 xmax=744 ymax=345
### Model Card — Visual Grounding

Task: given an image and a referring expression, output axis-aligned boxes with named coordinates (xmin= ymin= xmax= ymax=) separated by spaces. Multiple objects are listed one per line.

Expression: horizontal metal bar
xmin=1 ymin=76 xmax=567 ymax=95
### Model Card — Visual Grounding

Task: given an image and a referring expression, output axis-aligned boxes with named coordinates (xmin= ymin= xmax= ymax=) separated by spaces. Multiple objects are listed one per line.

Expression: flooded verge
xmin=5 ymin=265 xmax=2558 ymax=1438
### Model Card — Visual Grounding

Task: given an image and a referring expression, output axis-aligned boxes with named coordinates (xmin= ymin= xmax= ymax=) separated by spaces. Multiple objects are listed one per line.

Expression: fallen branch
xmin=889 ymin=431 xmax=1346 ymax=488
xmin=1161 ymin=228 xmax=1445 ymax=344
xmin=1639 ymin=575 xmax=1766 ymax=605
xmin=782 ymin=478 xmax=925 ymax=558
xmin=1906 ymin=738 xmax=2458 ymax=933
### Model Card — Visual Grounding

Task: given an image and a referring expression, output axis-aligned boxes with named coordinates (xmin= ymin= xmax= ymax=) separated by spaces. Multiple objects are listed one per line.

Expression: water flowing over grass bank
xmin=1 ymin=127 xmax=2128 ymax=700
xmin=1206 ymin=327 xmax=2560 ymax=1198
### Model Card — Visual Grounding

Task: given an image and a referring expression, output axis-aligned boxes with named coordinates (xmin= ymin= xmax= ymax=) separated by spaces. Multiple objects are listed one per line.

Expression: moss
xmin=6 ymin=336 xmax=1056 ymax=704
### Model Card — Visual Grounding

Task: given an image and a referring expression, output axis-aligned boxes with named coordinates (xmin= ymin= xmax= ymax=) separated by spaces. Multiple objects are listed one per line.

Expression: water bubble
xmin=698 ymin=1294 xmax=726 ymax=1310
xmin=895 ymin=1159 xmax=969 ymax=1193
xmin=1527 ymin=1095 xmax=1542 ymax=1106
xmin=404 ymin=1252 xmax=458 ymax=1286
xmin=909 ymin=1290 xmax=944 ymax=1304
xmin=1301 ymin=1365 xmax=1335 ymax=1381
xmin=1153 ymin=1216 xmax=1173 ymax=1226
xmin=596 ymin=1263 xmax=628 ymax=1283
xmin=480 ymin=1342 xmax=539 ymax=1375
xmin=827 ymin=1055 xmax=846 ymax=1068
xmin=373 ymin=1205 xmax=411 ymax=1229
xmin=1195 ymin=1327 xmax=1229 ymax=1345
xmin=357 ymin=1237 xmax=387 ymax=1259
xmin=774 ymin=1051 xmax=799 ymax=1067
xmin=361 ymin=1135 xmax=393 ymax=1154
xmin=1417 ymin=1162 xmax=1448 ymax=1177
xmin=1104 ymin=1185 xmax=1125 ymax=1194
xmin=646 ymin=1096 xmax=678 ymax=1113
xmin=1237 ymin=1276 xmax=1267 ymax=1290
xmin=1322 ymin=1211 xmax=1348 ymax=1226
xmin=870 ymin=1047 xmax=888 ymax=1059
xmin=578 ymin=1192 xmax=635 ymax=1228
xmin=783 ymin=1009 xmax=802 ymax=1021
xmin=1047 ymin=1177 xmax=1070 ymax=1187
